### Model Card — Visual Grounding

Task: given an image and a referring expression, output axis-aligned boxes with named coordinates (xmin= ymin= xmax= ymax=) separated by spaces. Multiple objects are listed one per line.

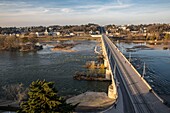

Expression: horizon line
xmin=1 ymin=22 xmax=170 ymax=28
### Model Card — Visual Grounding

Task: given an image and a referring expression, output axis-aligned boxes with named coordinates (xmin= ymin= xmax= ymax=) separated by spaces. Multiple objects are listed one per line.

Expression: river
xmin=1 ymin=39 xmax=170 ymax=106
xmin=0 ymin=40 xmax=110 ymax=98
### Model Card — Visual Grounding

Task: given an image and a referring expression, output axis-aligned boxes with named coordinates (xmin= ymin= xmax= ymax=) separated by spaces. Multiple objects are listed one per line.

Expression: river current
xmin=1 ymin=39 xmax=170 ymax=104
xmin=0 ymin=40 xmax=109 ymax=97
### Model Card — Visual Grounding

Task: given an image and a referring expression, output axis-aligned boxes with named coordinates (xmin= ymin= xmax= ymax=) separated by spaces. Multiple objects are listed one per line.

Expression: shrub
xmin=18 ymin=80 xmax=76 ymax=113
xmin=2 ymin=83 xmax=27 ymax=102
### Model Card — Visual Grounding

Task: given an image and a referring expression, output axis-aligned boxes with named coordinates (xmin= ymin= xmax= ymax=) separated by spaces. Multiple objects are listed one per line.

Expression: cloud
xmin=0 ymin=0 xmax=133 ymax=16
xmin=61 ymin=8 xmax=73 ymax=13
xmin=43 ymin=9 xmax=49 ymax=13
xmin=0 ymin=2 xmax=32 ymax=8
xmin=76 ymin=3 xmax=132 ymax=10
xmin=0 ymin=0 xmax=170 ymax=26
xmin=117 ymin=0 xmax=123 ymax=5
xmin=74 ymin=3 xmax=133 ymax=13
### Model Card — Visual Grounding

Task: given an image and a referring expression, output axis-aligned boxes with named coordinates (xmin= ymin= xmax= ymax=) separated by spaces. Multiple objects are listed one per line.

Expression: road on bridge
xmin=102 ymin=34 xmax=170 ymax=113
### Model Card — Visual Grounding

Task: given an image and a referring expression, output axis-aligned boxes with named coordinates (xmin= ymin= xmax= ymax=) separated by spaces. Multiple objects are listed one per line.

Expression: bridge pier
xmin=108 ymin=84 xmax=118 ymax=99
xmin=104 ymin=59 xmax=108 ymax=68
xmin=104 ymin=58 xmax=112 ymax=80
xmin=105 ymin=68 xmax=111 ymax=80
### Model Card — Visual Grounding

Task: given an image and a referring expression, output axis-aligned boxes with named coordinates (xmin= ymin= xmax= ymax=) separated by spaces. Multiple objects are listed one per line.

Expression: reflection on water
xmin=0 ymin=40 xmax=109 ymax=97
xmin=116 ymin=41 xmax=170 ymax=95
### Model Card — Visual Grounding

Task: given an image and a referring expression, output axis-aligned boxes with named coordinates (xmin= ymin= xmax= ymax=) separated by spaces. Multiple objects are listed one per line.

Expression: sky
xmin=0 ymin=0 xmax=170 ymax=27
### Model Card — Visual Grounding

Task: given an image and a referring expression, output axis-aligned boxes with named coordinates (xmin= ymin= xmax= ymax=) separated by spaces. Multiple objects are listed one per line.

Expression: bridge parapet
xmin=100 ymin=35 xmax=118 ymax=99
xmin=102 ymin=34 xmax=170 ymax=113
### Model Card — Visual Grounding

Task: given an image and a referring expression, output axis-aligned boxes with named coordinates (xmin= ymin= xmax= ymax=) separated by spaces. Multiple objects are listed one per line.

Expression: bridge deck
xmin=102 ymin=35 xmax=170 ymax=113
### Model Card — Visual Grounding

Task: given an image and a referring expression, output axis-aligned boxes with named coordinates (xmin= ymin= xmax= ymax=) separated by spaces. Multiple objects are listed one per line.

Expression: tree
xmin=20 ymin=37 xmax=29 ymax=43
xmin=3 ymin=36 xmax=20 ymax=51
xmin=0 ymin=35 xmax=6 ymax=49
xmin=164 ymin=34 xmax=170 ymax=40
xmin=150 ymin=34 xmax=156 ymax=40
xmin=18 ymin=80 xmax=76 ymax=113
xmin=2 ymin=83 xmax=26 ymax=102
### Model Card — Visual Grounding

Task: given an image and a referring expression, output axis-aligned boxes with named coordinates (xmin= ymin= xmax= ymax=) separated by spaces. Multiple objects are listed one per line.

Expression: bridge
xmin=100 ymin=33 xmax=170 ymax=113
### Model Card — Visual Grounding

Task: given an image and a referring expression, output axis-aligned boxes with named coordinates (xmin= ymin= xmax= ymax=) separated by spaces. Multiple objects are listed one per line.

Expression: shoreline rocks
xmin=73 ymin=72 xmax=110 ymax=81
xmin=66 ymin=92 xmax=115 ymax=112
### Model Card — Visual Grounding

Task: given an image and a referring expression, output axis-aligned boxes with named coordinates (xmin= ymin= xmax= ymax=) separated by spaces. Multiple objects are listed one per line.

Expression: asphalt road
xmin=102 ymin=34 xmax=135 ymax=113
xmin=100 ymin=27 xmax=135 ymax=113
xmin=102 ymin=34 xmax=170 ymax=113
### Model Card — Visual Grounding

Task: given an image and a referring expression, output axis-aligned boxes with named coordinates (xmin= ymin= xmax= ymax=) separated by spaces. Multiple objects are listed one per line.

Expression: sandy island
xmin=146 ymin=44 xmax=170 ymax=50
xmin=51 ymin=48 xmax=76 ymax=52
xmin=50 ymin=42 xmax=79 ymax=52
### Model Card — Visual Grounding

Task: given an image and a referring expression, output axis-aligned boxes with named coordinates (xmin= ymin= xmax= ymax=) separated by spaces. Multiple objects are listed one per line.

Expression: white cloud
xmin=0 ymin=0 xmax=170 ymax=26
xmin=117 ymin=0 xmax=123 ymax=5
xmin=0 ymin=2 xmax=32 ymax=7
xmin=74 ymin=3 xmax=133 ymax=13
xmin=43 ymin=9 xmax=49 ymax=13
xmin=61 ymin=8 xmax=73 ymax=13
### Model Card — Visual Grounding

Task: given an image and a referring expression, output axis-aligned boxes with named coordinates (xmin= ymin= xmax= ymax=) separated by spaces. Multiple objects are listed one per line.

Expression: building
xmin=35 ymin=32 xmax=39 ymax=37
xmin=15 ymin=34 xmax=20 ymax=37
xmin=163 ymin=32 xmax=170 ymax=34
xmin=74 ymin=31 xmax=86 ymax=36
xmin=44 ymin=29 xmax=48 ymax=36
xmin=56 ymin=32 xmax=61 ymax=36
xmin=70 ymin=33 xmax=75 ymax=36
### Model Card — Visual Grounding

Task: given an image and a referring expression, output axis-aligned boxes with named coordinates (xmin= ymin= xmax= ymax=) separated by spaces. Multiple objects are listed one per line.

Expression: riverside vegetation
xmin=1 ymin=80 xmax=77 ymax=112
xmin=0 ymin=35 xmax=39 ymax=52
xmin=0 ymin=35 xmax=98 ymax=52
xmin=18 ymin=80 xmax=77 ymax=113
xmin=73 ymin=55 xmax=108 ymax=81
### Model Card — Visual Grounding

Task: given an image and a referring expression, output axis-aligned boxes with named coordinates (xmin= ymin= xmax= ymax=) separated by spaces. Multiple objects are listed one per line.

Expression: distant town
xmin=0 ymin=23 xmax=170 ymax=52
xmin=1 ymin=23 xmax=170 ymax=39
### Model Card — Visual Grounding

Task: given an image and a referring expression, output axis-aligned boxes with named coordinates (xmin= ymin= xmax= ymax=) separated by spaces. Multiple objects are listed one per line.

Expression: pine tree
xmin=18 ymin=80 xmax=76 ymax=113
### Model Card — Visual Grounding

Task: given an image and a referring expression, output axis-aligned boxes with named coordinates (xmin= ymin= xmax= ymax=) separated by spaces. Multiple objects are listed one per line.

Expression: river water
xmin=115 ymin=40 xmax=170 ymax=104
xmin=1 ymin=39 xmax=170 ymax=105
xmin=0 ymin=40 xmax=109 ymax=97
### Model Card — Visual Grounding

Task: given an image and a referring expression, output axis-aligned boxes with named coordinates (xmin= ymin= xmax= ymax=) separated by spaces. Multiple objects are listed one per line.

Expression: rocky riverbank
xmin=146 ymin=44 xmax=170 ymax=50
xmin=66 ymin=92 xmax=115 ymax=112
xmin=73 ymin=72 xmax=109 ymax=81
